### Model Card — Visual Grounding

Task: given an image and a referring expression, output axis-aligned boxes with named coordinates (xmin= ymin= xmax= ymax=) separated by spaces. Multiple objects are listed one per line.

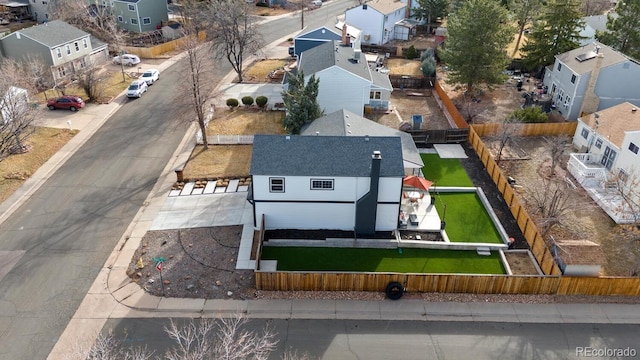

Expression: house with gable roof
xmin=111 ymin=0 xmax=169 ymax=33
xmin=0 ymin=20 xmax=108 ymax=82
xmin=301 ymin=109 xmax=424 ymax=173
xmin=294 ymin=40 xmax=393 ymax=116
xmin=249 ymin=134 xmax=405 ymax=235
xmin=568 ymin=102 xmax=640 ymax=224
xmin=345 ymin=0 xmax=407 ymax=45
xmin=542 ymin=41 xmax=640 ymax=120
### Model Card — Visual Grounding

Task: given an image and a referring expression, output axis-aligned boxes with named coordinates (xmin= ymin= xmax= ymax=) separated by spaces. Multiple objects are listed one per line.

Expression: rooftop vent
xmin=633 ymin=108 xmax=637 ymax=113
xmin=285 ymin=135 xmax=290 ymax=140
xmin=576 ymin=51 xmax=598 ymax=62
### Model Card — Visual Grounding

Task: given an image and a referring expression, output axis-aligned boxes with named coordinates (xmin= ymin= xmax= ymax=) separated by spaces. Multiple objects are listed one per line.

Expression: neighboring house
xmin=112 ymin=0 xmax=168 ymax=33
xmin=26 ymin=0 xmax=49 ymax=23
xmin=249 ymin=134 xmax=405 ymax=235
xmin=567 ymin=102 xmax=640 ymax=224
xmin=0 ymin=20 xmax=109 ymax=83
xmin=294 ymin=40 xmax=393 ymax=116
xmin=345 ymin=0 xmax=407 ymax=45
xmin=578 ymin=14 xmax=612 ymax=46
xmin=293 ymin=26 xmax=341 ymax=58
xmin=542 ymin=42 xmax=640 ymax=120
xmin=0 ymin=0 xmax=32 ymax=22
xmin=300 ymin=109 xmax=424 ymax=173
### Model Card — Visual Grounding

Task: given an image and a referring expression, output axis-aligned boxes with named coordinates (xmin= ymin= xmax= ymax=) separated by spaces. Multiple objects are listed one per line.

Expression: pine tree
xmin=521 ymin=0 xmax=585 ymax=70
xmin=281 ymin=70 xmax=322 ymax=134
xmin=440 ymin=0 xmax=515 ymax=92
xmin=411 ymin=0 xmax=449 ymax=34
xmin=596 ymin=0 xmax=640 ymax=60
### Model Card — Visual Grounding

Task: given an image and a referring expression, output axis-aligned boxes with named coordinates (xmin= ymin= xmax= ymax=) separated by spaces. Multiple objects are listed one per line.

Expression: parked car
xmin=140 ymin=69 xmax=160 ymax=85
xmin=126 ymin=80 xmax=148 ymax=98
xmin=113 ymin=54 xmax=141 ymax=66
xmin=47 ymin=96 xmax=85 ymax=111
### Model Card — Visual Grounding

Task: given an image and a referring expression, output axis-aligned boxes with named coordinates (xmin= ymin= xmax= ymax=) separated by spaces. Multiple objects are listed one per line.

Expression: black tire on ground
xmin=48 ymin=105 xmax=55 ymax=110
xmin=385 ymin=281 xmax=404 ymax=300
xmin=70 ymin=107 xmax=77 ymax=112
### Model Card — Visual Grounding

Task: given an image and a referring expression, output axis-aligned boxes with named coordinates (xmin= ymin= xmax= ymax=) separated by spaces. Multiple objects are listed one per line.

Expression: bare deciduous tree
xmin=206 ymin=0 xmax=263 ymax=83
xmin=529 ymin=177 xmax=575 ymax=237
xmin=76 ymin=60 xmax=109 ymax=101
xmin=545 ymin=135 xmax=569 ymax=177
xmin=0 ymin=58 xmax=41 ymax=161
xmin=51 ymin=0 xmax=128 ymax=49
xmin=489 ymin=119 xmax=521 ymax=164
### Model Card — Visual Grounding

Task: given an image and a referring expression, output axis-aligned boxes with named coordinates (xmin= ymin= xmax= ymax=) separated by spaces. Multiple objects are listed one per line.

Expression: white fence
xmin=196 ymin=134 xmax=255 ymax=145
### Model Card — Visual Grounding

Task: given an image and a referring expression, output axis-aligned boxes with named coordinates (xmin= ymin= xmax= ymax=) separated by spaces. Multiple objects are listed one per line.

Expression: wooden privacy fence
xmin=255 ymin=271 xmax=640 ymax=296
xmin=408 ymin=129 xmax=469 ymax=146
xmin=434 ymin=80 xmax=468 ymax=129
xmin=389 ymin=75 xmax=434 ymax=89
xmin=123 ymin=31 xmax=206 ymax=58
xmin=471 ymin=122 xmax=577 ymax=137
xmin=468 ymin=126 xmax=562 ymax=275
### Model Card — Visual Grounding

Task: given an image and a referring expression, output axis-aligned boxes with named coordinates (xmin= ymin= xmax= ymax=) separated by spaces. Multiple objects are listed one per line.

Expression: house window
xmin=142 ymin=17 xmax=151 ymax=25
xmin=581 ymin=128 xmax=589 ymax=140
xmin=131 ymin=18 xmax=138 ymax=25
xmin=370 ymin=91 xmax=381 ymax=99
xmin=311 ymin=179 xmax=334 ymax=190
xmin=595 ymin=138 xmax=602 ymax=149
xmin=117 ymin=15 xmax=123 ymax=22
xmin=564 ymin=96 xmax=570 ymax=107
xmin=629 ymin=142 xmax=639 ymax=155
xmin=571 ymin=74 xmax=576 ymax=84
xmin=74 ymin=42 xmax=79 ymax=51
xmin=557 ymin=63 xmax=562 ymax=71
xmin=128 ymin=4 xmax=135 ymax=11
xmin=57 ymin=66 xmax=66 ymax=78
xmin=55 ymin=47 xmax=62 ymax=58
xmin=600 ymin=146 xmax=617 ymax=170
xmin=83 ymin=39 xmax=88 ymax=48
xmin=65 ymin=44 xmax=71 ymax=55
xmin=269 ymin=178 xmax=284 ymax=193
xmin=42 ymin=1 xmax=47 ymax=4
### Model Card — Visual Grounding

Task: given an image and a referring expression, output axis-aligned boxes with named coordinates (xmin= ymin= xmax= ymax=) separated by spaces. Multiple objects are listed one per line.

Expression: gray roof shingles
xmin=16 ymin=20 xmax=89 ymax=48
xmin=250 ymin=134 xmax=405 ymax=177
xmin=298 ymin=40 xmax=372 ymax=83
xmin=300 ymin=109 xmax=423 ymax=167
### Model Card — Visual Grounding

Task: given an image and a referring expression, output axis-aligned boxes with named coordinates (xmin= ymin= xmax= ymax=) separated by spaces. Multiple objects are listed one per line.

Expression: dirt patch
xmin=489 ymin=136 xmax=640 ymax=276
xmin=370 ymin=91 xmax=451 ymax=130
xmin=504 ymin=251 xmax=541 ymax=275
xmin=243 ymin=59 xmax=293 ymax=83
xmin=386 ymin=58 xmax=423 ymax=76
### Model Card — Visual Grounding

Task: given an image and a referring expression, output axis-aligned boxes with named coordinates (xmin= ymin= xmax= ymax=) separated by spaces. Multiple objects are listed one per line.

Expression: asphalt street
xmin=103 ymin=318 xmax=640 ymax=359
xmin=0 ymin=2 xmax=353 ymax=359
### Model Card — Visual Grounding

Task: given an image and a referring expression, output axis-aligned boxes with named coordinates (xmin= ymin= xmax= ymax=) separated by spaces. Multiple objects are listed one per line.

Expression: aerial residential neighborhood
xmin=1 ymin=0 xmax=640 ymax=358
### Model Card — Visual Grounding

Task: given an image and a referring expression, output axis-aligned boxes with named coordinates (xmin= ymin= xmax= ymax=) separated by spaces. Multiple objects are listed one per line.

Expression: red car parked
xmin=47 ymin=96 xmax=85 ymax=111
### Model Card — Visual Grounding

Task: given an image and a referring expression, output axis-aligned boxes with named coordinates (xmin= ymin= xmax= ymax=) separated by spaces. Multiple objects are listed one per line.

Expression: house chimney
xmin=355 ymin=150 xmax=382 ymax=236
xmin=342 ymin=23 xmax=347 ymax=45
xmin=578 ymin=47 xmax=605 ymax=116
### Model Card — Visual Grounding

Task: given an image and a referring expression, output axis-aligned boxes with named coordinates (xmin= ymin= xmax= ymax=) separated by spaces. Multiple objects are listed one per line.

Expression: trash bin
xmin=411 ymin=115 xmax=423 ymax=130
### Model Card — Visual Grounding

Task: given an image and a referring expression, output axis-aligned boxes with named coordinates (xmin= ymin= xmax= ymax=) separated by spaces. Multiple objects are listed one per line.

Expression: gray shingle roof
xmin=298 ymin=40 xmax=372 ymax=82
xmin=557 ymin=41 xmax=630 ymax=75
xmin=300 ymin=109 xmax=423 ymax=167
xmin=250 ymin=134 xmax=404 ymax=177
xmin=16 ymin=20 xmax=89 ymax=48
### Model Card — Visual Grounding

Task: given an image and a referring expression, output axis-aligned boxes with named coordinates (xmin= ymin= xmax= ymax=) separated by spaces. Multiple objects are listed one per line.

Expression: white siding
xmin=346 ymin=6 xmax=384 ymax=45
xmin=617 ymin=131 xmax=640 ymax=176
xmin=384 ymin=8 xmax=407 ymax=43
xmin=258 ymin=202 xmax=355 ymax=230
xmin=313 ymin=66 xmax=371 ymax=116
xmin=376 ymin=204 xmax=399 ymax=231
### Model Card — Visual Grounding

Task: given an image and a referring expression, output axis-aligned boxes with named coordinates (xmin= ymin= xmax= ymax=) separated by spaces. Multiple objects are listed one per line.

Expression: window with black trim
xmin=142 ymin=17 xmax=151 ymax=25
xmin=269 ymin=178 xmax=284 ymax=192
xmin=595 ymin=138 xmax=602 ymax=149
xmin=74 ymin=42 xmax=79 ymax=51
xmin=65 ymin=44 xmax=71 ymax=55
xmin=557 ymin=63 xmax=562 ymax=71
xmin=311 ymin=179 xmax=334 ymax=190
xmin=571 ymin=74 xmax=576 ymax=84
xmin=581 ymin=128 xmax=589 ymax=139
xmin=131 ymin=18 xmax=138 ymax=25
xmin=128 ymin=4 xmax=135 ymax=11
xmin=369 ymin=91 xmax=381 ymax=99
xmin=629 ymin=142 xmax=639 ymax=155
xmin=117 ymin=15 xmax=123 ymax=22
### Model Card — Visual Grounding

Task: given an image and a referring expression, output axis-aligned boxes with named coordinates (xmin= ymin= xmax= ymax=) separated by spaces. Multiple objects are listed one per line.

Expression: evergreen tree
xmin=411 ymin=0 xmax=449 ymax=34
xmin=440 ymin=0 xmax=515 ymax=92
xmin=596 ymin=0 xmax=640 ymax=60
xmin=281 ymin=70 xmax=322 ymax=134
xmin=521 ymin=0 xmax=585 ymax=70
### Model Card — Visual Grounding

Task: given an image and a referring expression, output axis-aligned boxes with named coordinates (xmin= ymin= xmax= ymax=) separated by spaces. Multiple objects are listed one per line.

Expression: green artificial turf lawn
xmin=261 ymin=247 xmax=505 ymax=274
xmin=421 ymin=154 xmax=474 ymax=187
xmin=433 ymin=192 xmax=503 ymax=244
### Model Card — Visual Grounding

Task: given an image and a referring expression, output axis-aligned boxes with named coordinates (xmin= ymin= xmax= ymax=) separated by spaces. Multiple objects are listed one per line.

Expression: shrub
xmin=255 ymin=96 xmax=268 ymax=109
xmin=421 ymin=56 xmax=437 ymax=77
xmin=508 ymin=106 xmax=548 ymax=123
xmin=406 ymin=45 xmax=419 ymax=60
xmin=241 ymin=96 xmax=254 ymax=107
xmin=226 ymin=98 xmax=239 ymax=109
xmin=420 ymin=48 xmax=435 ymax=62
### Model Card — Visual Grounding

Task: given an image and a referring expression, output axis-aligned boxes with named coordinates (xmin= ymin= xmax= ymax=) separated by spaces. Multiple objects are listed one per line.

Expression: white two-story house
xmin=568 ymin=102 xmax=640 ymax=224
xmin=542 ymin=42 xmax=640 ymax=120
xmin=345 ymin=0 xmax=407 ymax=45
xmin=249 ymin=134 xmax=405 ymax=236
xmin=0 ymin=20 xmax=108 ymax=83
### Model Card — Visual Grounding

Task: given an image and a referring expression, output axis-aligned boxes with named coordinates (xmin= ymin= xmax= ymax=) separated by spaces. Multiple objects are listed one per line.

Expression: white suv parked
xmin=127 ymin=80 xmax=148 ymax=98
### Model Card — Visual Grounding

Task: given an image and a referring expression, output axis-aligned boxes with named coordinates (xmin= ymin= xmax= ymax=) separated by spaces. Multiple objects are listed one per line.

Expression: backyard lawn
xmin=261 ymin=247 xmax=505 ymax=274
xmin=421 ymin=153 xmax=473 ymax=186
xmin=433 ymin=192 xmax=504 ymax=244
